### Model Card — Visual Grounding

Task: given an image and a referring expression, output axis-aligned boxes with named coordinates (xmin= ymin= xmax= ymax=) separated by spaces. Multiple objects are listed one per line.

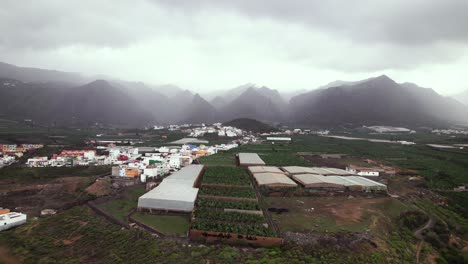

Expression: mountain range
xmin=452 ymin=90 xmax=468 ymax=107
xmin=1 ymin=61 xmax=467 ymax=127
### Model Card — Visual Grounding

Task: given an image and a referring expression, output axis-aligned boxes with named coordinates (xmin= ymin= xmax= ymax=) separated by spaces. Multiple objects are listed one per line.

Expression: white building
xmin=0 ymin=211 xmax=27 ymax=231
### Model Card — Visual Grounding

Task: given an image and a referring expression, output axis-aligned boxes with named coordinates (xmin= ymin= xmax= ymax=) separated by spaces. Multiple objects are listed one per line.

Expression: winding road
xmin=414 ymin=217 xmax=436 ymax=264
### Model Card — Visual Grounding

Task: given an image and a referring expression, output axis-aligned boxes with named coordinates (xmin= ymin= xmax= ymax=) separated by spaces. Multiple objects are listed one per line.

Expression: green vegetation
xmin=194 ymin=208 xmax=265 ymax=223
xmin=202 ymin=166 xmax=251 ymax=186
xmin=0 ymin=206 xmax=391 ymax=263
xmin=0 ymin=165 xmax=110 ymax=182
xmin=199 ymin=152 xmax=237 ymax=166
xmin=192 ymin=219 xmax=276 ymax=237
xmin=197 ymin=198 xmax=260 ymax=211
xmin=200 ymin=186 xmax=257 ymax=198
xmin=259 ymin=152 xmax=310 ymax=166
xmin=132 ymin=213 xmax=190 ymax=235
xmin=436 ymin=191 xmax=468 ymax=219
xmin=398 ymin=211 xmax=429 ymax=230
xmin=224 ymin=135 xmax=468 ymax=189
xmin=97 ymin=186 xmax=146 ymax=222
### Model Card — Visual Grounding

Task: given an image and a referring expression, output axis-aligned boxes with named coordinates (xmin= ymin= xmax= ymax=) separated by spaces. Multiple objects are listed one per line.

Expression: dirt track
xmin=414 ymin=217 xmax=436 ymax=264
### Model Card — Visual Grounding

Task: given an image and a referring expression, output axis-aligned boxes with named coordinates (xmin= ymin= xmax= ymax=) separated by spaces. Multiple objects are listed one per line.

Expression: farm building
xmin=238 ymin=153 xmax=265 ymax=166
xmin=248 ymin=166 xmax=284 ymax=174
xmin=346 ymin=165 xmax=381 ymax=177
xmin=291 ymin=174 xmax=346 ymax=190
xmin=165 ymin=164 xmax=204 ymax=187
xmin=291 ymin=174 xmax=387 ymax=192
xmin=137 ymin=164 xmax=204 ymax=212
xmin=253 ymin=172 xmax=297 ymax=187
xmin=137 ymin=181 xmax=199 ymax=212
xmin=282 ymin=166 xmax=355 ymax=176
xmin=342 ymin=176 xmax=387 ymax=192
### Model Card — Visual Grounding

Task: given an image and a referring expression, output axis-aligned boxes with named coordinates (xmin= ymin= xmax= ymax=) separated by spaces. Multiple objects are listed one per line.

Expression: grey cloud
xmin=0 ymin=0 xmax=163 ymax=50
xmin=155 ymin=0 xmax=468 ymax=45
xmin=0 ymin=0 xmax=467 ymax=93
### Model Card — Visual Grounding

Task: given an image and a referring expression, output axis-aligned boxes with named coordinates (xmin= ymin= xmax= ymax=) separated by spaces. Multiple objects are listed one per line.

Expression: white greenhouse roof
xmin=253 ymin=172 xmax=297 ymax=187
xmin=238 ymin=153 xmax=266 ymax=166
xmin=345 ymin=176 xmax=387 ymax=187
xmin=168 ymin=164 xmax=204 ymax=186
xmin=281 ymin=166 xmax=355 ymax=176
xmin=138 ymin=183 xmax=199 ymax=212
xmin=248 ymin=166 xmax=284 ymax=174
xmin=292 ymin=174 xmax=344 ymax=185
xmin=137 ymin=164 xmax=204 ymax=212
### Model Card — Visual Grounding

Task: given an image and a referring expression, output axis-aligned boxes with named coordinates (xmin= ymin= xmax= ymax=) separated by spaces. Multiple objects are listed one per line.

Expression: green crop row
xmin=194 ymin=208 xmax=265 ymax=223
xmin=202 ymin=176 xmax=251 ymax=186
xmin=200 ymin=186 xmax=256 ymax=198
xmin=202 ymin=166 xmax=252 ymax=186
xmin=191 ymin=219 xmax=276 ymax=237
xmin=203 ymin=167 xmax=250 ymax=179
xmin=197 ymin=198 xmax=260 ymax=210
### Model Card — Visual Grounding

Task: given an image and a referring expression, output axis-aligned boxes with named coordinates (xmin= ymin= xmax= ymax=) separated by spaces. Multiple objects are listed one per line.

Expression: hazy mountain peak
xmin=368 ymin=74 xmax=395 ymax=84
xmin=87 ymin=79 xmax=110 ymax=86
xmin=192 ymin=93 xmax=204 ymax=101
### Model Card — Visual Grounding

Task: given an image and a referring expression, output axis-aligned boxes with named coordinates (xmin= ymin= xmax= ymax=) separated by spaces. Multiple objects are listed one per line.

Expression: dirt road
xmin=414 ymin=217 xmax=436 ymax=264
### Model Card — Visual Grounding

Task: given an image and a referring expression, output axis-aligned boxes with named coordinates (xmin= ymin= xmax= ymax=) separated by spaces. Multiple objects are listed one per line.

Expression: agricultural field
xmin=192 ymin=164 xmax=279 ymax=240
xmin=199 ymin=152 xmax=237 ymax=166
xmin=96 ymin=186 xmax=146 ymax=223
xmin=197 ymin=198 xmax=260 ymax=211
xmin=194 ymin=208 xmax=265 ymax=224
xmin=132 ymin=213 xmax=190 ymax=236
xmin=266 ymin=196 xmax=410 ymax=233
xmin=191 ymin=219 xmax=276 ymax=237
xmin=201 ymin=166 xmax=252 ymax=186
xmin=0 ymin=165 xmax=111 ymax=182
xmin=0 ymin=206 xmax=391 ymax=264
xmin=199 ymin=186 xmax=257 ymax=199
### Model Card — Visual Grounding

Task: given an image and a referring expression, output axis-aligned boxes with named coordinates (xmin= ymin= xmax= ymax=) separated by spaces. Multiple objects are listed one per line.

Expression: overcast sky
xmin=1 ymin=0 xmax=468 ymax=95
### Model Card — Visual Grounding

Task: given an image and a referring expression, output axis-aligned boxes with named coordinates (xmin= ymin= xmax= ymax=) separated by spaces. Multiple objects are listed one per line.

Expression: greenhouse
xmin=253 ymin=172 xmax=297 ymax=187
xmin=248 ymin=166 xmax=284 ymax=174
xmin=137 ymin=164 xmax=204 ymax=212
xmin=238 ymin=153 xmax=266 ymax=166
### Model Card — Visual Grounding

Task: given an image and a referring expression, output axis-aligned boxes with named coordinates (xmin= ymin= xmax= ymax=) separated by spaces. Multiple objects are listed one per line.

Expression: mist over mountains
xmin=452 ymin=90 xmax=468 ymax=107
xmin=0 ymin=61 xmax=467 ymax=127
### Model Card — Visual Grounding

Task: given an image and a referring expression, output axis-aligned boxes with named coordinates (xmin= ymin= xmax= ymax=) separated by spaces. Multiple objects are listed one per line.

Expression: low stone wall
xmin=189 ymin=229 xmax=283 ymax=247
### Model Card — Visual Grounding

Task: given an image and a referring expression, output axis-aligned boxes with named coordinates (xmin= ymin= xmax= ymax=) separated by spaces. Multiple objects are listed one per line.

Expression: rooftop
xmin=282 ymin=166 xmax=355 ymax=175
xmin=238 ymin=153 xmax=266 ymax=166
xmin=248 ymin=166 xmax=284 ymax=174
xmin=253 ymin=172 xmax=297 ymax=187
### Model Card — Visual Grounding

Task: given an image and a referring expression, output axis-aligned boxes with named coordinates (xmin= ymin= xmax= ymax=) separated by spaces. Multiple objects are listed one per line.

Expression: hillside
xmin=182 ymin=94 xmax=219 ymax=124
xmin=58 ymin=80 xmax=153 ymax=126
xmin=0 ymin=78 xmax=153 ymax=126
xmin=223 ymin=118 xmax=278 ymax=133
xmin=289 ymin=75 xmax=468 ymax=127
xmin=0 ymin=61 xmax=86 ymax=84
xmin=220 ymin=87 xmax=284 ymax=122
